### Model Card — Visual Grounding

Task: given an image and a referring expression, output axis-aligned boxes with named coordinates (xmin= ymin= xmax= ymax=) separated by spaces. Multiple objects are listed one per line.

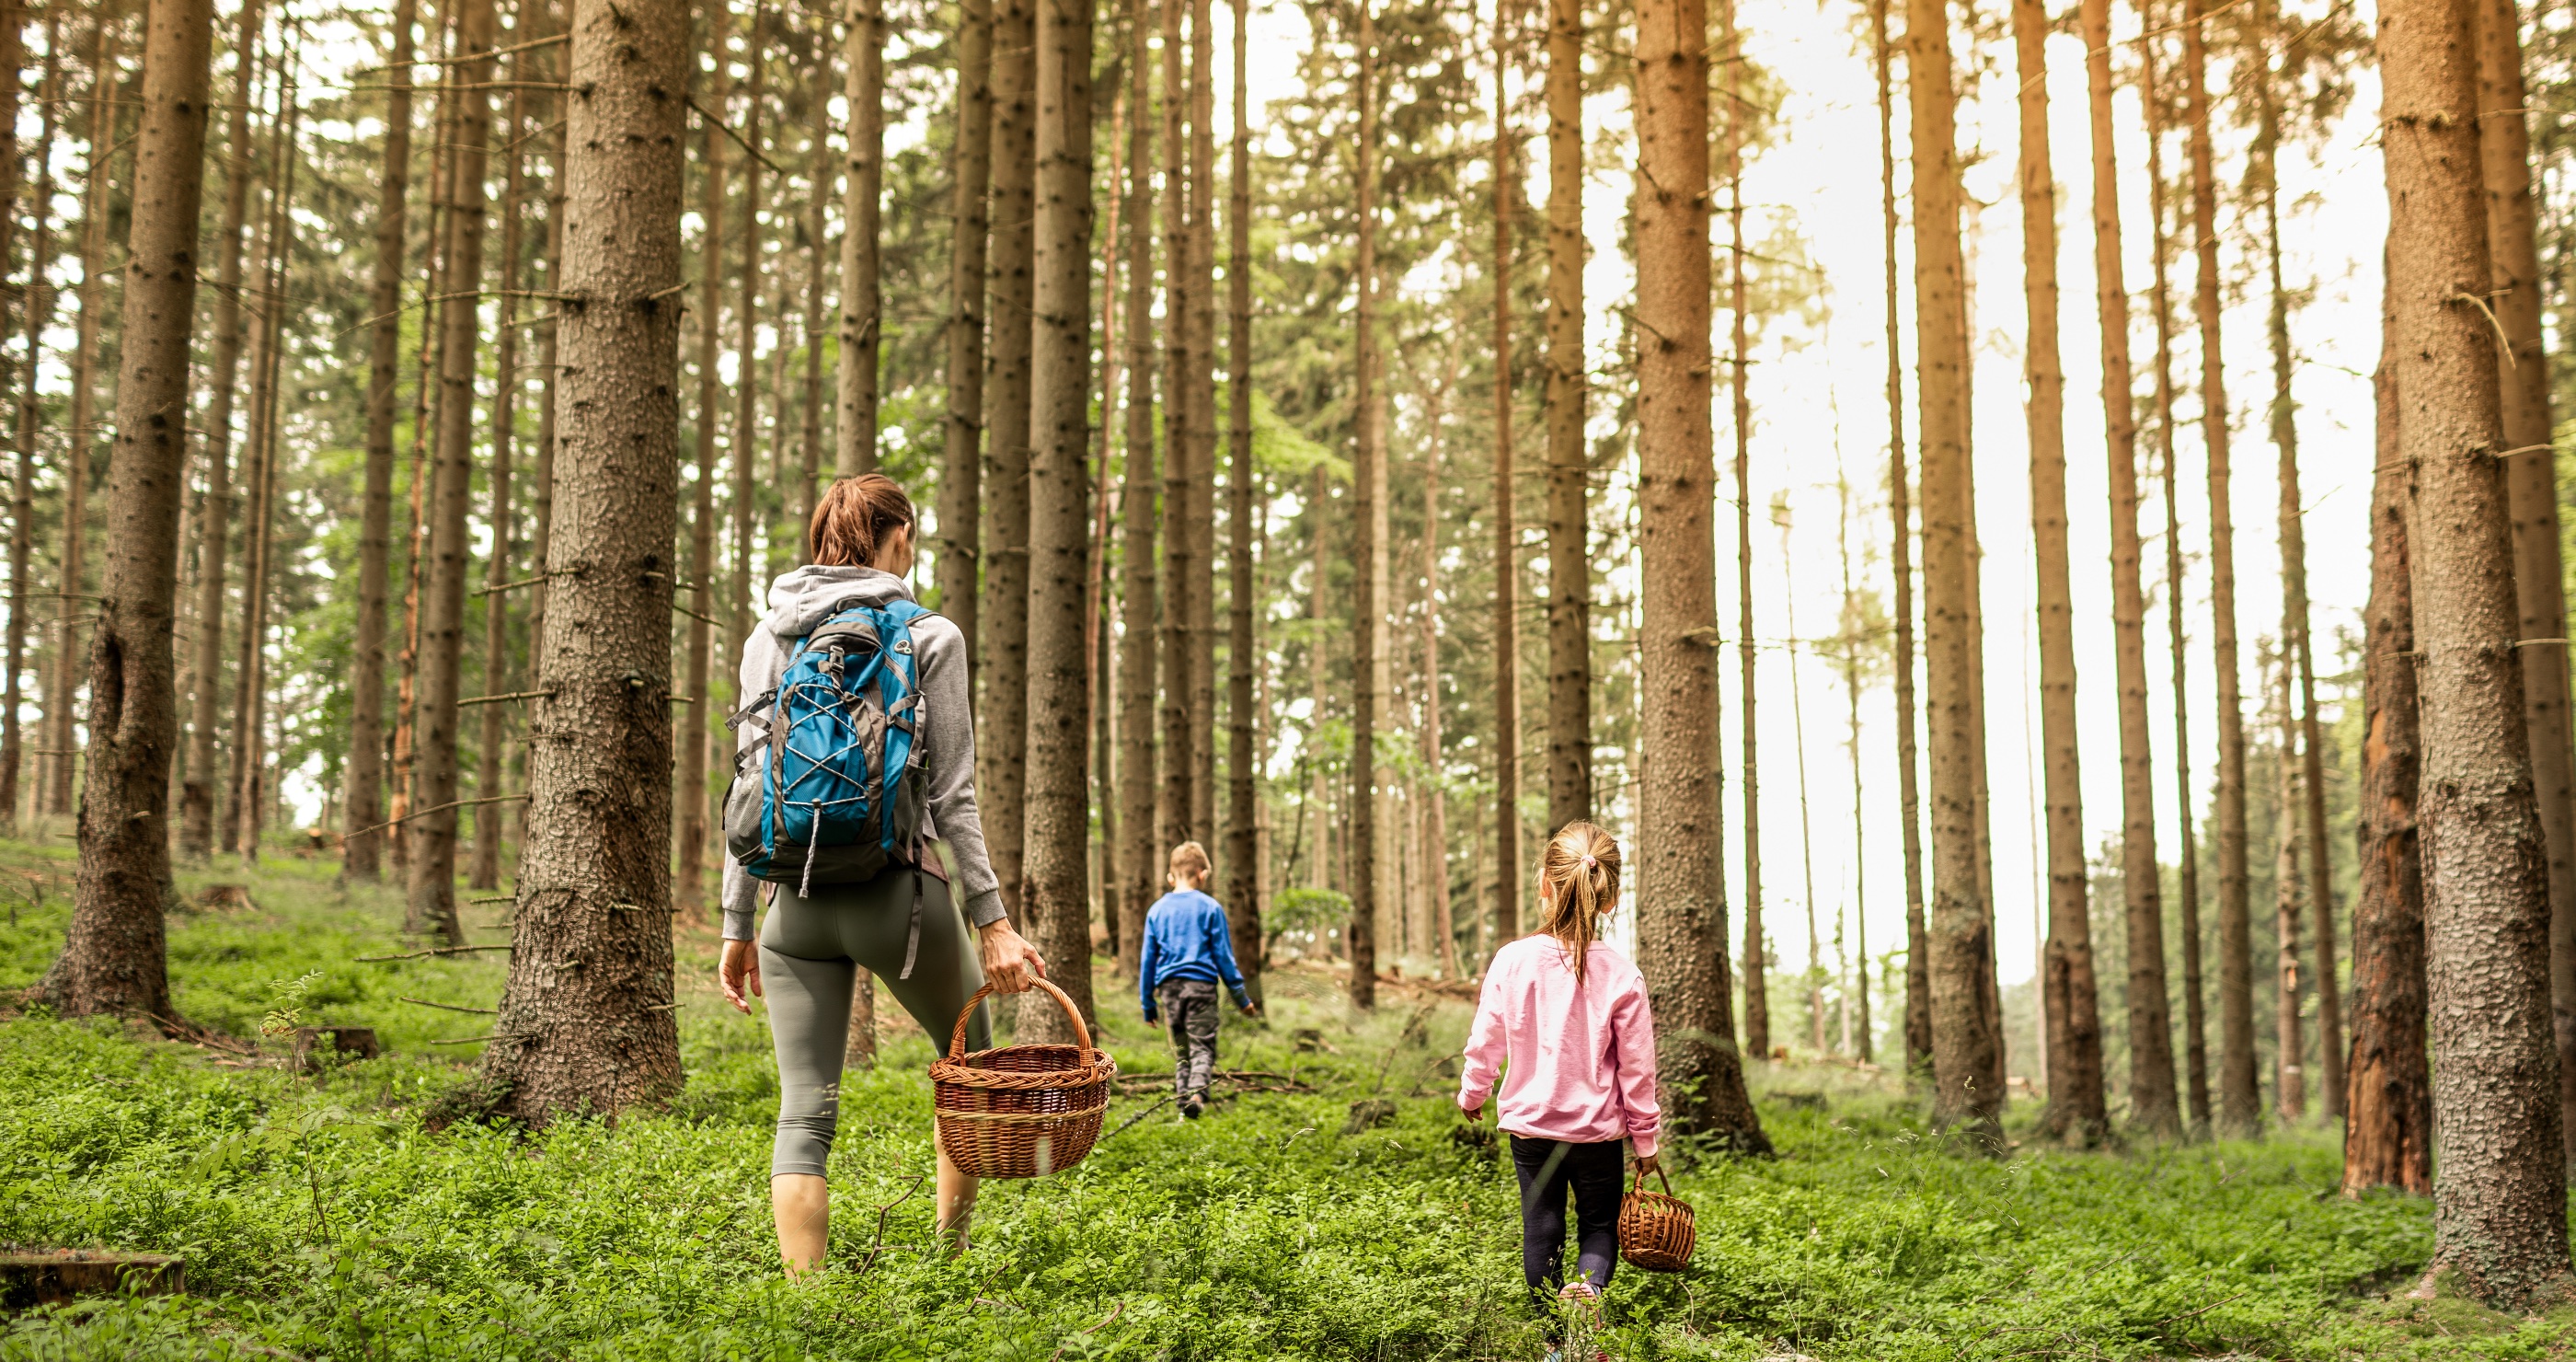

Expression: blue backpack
xmin=724 ymin=599 xmax=935 ymax=906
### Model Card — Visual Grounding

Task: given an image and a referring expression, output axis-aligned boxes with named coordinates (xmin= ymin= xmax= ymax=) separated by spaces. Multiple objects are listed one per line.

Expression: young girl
xmin=1458 ymin=821 xmax=1661 ymax=1326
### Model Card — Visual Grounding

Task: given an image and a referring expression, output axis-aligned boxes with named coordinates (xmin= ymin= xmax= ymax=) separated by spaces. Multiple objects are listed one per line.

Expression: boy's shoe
xmin=1180 ymin=1094 xmax=1205 ymax=1120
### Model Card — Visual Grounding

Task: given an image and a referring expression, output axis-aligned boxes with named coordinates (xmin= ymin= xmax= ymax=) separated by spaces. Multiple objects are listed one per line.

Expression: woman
xmin=717 ymin=473 xmax=1045 ymax=1274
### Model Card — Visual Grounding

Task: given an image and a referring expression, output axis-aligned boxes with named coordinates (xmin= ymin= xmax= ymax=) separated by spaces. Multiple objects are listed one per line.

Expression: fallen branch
xmin=428 ymin=1033 xmax=524 ymax=1046
xmin=341 ymin=792 xmax=530 ymax=842
xmin=856 ymin=1172 xmax=929 ymax=1276
xmin=397 ymin=996 xmax=497 ymax=1014
xmin=356 ymin=944 xmax=512 ymax=963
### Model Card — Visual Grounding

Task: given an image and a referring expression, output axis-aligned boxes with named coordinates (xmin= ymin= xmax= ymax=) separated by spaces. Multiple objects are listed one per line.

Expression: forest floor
xmin=0 ymin=832 xmax=2562 ymax=1360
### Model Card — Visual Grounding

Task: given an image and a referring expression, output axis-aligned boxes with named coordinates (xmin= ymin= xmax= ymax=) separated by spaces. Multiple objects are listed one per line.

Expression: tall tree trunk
xmin=2343 ymin=280 xmax=2432 ymax=1196
xmin=1875 ymin=0 xmax=1929 ymax=1078
xmin=1155 ymin=0 xmax=1189 ymax=853
xmin=1114 ymin=0 xmax=1155 ymax=982
xmin=2185 ymin=0 xmax=2260 ymax=1138
xmin=1908 ymin=0 xmax=1998 ymax=1144
xmin=730 ymin=6 xmax=765 ymax=709
xmin=2083 ymin=0 xmax=2174 ymax=1139
xmin=472 ymin=74 xmax=532 ymax=892
xmin=2472 ymin=0 xmax=2576 ymax=1168
xmin=1347 ymin=0 xmax=1380 ymax=1010
xmin=1780 ymin=515 xmax=1823 ymax=1054
xmin=225 ymin=85 xmax=291 ymax=862
xmin=48 ymin=0 xmax=212 ymax=1020
xmin=45 ymin=15 xmax=121 ymax=818
xmin=344 ymin=0 xmax=414 ymax=878
xmin=1489 ymin=0 xmax=1522 ymax=952
xmin=1837 ymin=476 xmax=1871 ymax=1060
xmin=2030 ymin=0 xmax=2105 ymax=1144
xmin=1541 ymin=0 xmax=1587 ymax=836
xmin=983 ymin=0 xmax=1038 ymax=918
xmin=839 ymin=0 xmax=880 ymax=473
xmin=937 ymin=0 xmax=990 ymax=658
xmin=393 ymin=24 xmax=454 ymax=878
xmin=1223 ymin=0 xmax=1260 ymax=995
xmin=1726 ymin=0 xmax=1764 ymax=1061
xmin=2271 ymin=644 xmax=2306 ymax=1120
xmin=0 ymin=4 xmax=24 ymax=829
xmin=677 ymin=110 xmax=722 ymax=917
xmin=523 ymin=48 xmax=564 ymax=849
xmin=2250 ymin=2 xmax=2342 ymax=1119
xmin=0 ymin=18 xmax=57 ymax=834
xmin=2139 ymin=2 xmax=2209 ymax=1134
xmin=182 ymin=0 xmax=262 ymax=862
xmin=796 ymin=141 xmax=823 ymax=556
xmin=1185 ymin=0 xmax=1216 ymax=844
xmin=408 ymin=0 xmax=497 ymax=944
xmin=481 ymin=0 xmax=687 ymax=1124
xmin=2382 ymin=0 xmax=2570 ymax=1298
xmin=1418 ymin=342 xmax=1457 ymax=977
xmin=1018 ymin=0 xmax=1095 ymax=1040
xmin=1634 ymin=0 xmax=1766 ymax=1149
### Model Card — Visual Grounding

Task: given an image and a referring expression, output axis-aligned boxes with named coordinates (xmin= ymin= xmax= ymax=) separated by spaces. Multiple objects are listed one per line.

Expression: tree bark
xmin=1155 ymin=0 xmax=1189 ymax=853
xmin=2139 ymin=3 xmax=2209 ymax=1134
xmin=1489 ymin=0 xmax=1522 ymax=954
xmin=524 ymin=47 xmax=565 ymax=845
xmin=45 ymin=16 xmax=121 ymax=818
xmin=225 ymin=84 xmax=292 ymax=864
xmin=982 ymin=0 xmax=1037 ymax=920
xmin=2184 ymin=0 xmax=2259 ymax=1138
xmin=480 ymin=0 xmax=688 ymax=1124
xmin=1908 ymin=0 xmax=1998 ymax=1145
xmin=0 ymin=18 xmax=57 ymax=835
xmin=1726 ymin=0 xmax=1764 ymax=1062
xmin=2471 ymin=0 xmax=2576 ymax=1169
xmin=937 ymin=0 xmax=991 ymax=660
xmin=1114 ymin=0 xmax=1155 ymax=982
xmin=1634 ymin=0 xmax=1766 ymax=1149
xmin=1874 ymin=0 xmax=1928 ymax=1079
xmin=2026 ymin=0 xmax=2104 ymax=1144
xmin=48 ymin=0 xmax=210 ymax=1022
xmin=730 ymin=6 xmax=765 ymax=718
xmin=676 ymin=109 xmax=722 ymax=918
xmin=2382 ymin=0 xmax=2570 ymax=1298
xmin=838 ymin=0 xmax=879 ymax=474
xmin=1223 ymin=0 xmax=1260 ymax=995
xmin=2271 ymin=644 xmax=2306 ymax=1120
xmin=1347 ymin=0 xmax=1380 ymax=1010
xmin=473 ymin=72 xmax=534 ymax=892
xmin=1017 ymin=0 xmax=1095 ymax=1042
xmin=181 ymin=0 xmax=261 ymax=862
xmin=2343 ymin=283 xmax=2432 ymax=1197
xmin=407 ymin=0 xmax=497 ymax=944
xmin=1185 ymin=0 xmax=1216 ymax=845
xmin=1837 ymin=478 xmax=1871 ymax=1060
xmin=1541 ymin=0 xmax=1587 ymax=837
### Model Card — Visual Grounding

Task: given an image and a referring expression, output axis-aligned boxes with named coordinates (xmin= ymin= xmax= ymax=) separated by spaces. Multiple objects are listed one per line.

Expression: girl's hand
xmin=719 ymin=940 xmax=763 ymax=1014
xmin=1634 ymin=1151 xmax=1660 ymax=1176
xmin=1460 ymin=1099 xmax=1485 ymax=1123
xmin=977 ymin=919 xmax=1048 ymax=993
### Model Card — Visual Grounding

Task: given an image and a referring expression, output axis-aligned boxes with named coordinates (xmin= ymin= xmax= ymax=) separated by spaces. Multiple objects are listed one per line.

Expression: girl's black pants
xmin=1509 ymin=1134 xmax=1622 ymax=1308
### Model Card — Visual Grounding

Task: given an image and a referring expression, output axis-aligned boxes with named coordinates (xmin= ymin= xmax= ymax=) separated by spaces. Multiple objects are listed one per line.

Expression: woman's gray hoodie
xmin=718 ymin=565 xmax=1006 ymax=941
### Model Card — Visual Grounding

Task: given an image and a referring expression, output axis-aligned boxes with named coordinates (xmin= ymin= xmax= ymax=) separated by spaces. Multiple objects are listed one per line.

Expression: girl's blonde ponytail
xmin=1536 ymin=821 xmax=1623 ymax=982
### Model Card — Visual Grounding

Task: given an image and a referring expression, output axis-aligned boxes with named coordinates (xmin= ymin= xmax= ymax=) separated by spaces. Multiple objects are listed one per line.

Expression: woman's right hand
xmin=976 ymin=919 xmax=1047 ymax=993
xmin=719 ymin=939 xmax=763 ymax=1014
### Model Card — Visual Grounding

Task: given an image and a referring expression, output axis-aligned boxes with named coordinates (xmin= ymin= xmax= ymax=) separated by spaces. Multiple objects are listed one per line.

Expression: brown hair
xmin=809 ymin=473 xmax=917 ymax=568
xmin=1168 ymin=841 xmax=1212 ymax=887
xmin=1537 ymin=821 xmax=1623 ymax=982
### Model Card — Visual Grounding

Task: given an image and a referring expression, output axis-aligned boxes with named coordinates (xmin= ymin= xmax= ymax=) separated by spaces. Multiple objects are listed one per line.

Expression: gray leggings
xmin=759 ymin=867 xmax=991 ymax=1178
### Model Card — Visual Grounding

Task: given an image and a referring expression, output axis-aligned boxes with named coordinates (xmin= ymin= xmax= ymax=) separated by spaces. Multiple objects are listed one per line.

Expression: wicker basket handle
xmin=946 ymin=975 xmax=1093 ymax=1060
xmin=1632 ymin=1161 xmax=1676 ymax=1198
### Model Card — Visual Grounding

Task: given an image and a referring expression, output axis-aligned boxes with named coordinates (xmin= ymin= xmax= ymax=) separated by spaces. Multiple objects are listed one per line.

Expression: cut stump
xmin=0 ymin=1250 xmax=183 ymax=1310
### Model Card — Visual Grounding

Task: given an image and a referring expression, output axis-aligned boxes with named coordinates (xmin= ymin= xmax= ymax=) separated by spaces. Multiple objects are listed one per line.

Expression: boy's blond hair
xmin=1168 ymin=841 xmax=1212 ymax=886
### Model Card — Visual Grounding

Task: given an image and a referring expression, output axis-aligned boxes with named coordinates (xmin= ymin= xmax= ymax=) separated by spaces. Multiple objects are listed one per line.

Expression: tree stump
xmin=293 ymin=1026 xmax=379 ymax=1069
xmin=0 ymin=1250 xmax=182 ymax=1309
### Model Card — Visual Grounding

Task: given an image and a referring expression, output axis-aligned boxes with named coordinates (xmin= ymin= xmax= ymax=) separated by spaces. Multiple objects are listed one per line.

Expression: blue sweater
xmin=1138 ymin=889 xmax=1250 ymax=1015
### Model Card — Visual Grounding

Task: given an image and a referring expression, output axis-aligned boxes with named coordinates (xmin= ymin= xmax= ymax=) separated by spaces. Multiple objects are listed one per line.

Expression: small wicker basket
xmin=929 ymin=978 xmax=1118 ymax=1180
xmin=1617 ymin=1163 xmax=1696 ymax=1272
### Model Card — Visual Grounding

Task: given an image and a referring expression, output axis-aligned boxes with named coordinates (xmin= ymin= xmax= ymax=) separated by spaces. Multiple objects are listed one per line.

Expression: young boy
xmin=1138 ymin=842 xmax=1257 ymax=1119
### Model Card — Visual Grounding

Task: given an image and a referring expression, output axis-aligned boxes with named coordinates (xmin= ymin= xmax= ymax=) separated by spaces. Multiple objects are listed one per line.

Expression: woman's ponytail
xmin=1536 ymin=821 xmax=1623 ymax=983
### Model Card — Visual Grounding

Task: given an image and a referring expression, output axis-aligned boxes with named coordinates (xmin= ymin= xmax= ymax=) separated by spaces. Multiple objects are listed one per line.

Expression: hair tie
xmin=1581 ymin=855 xmax=1597 ymax=871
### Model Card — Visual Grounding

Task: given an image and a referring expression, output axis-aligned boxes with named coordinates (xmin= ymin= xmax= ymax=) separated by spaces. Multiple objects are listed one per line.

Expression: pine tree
xmin=471 ymin=65 xmax=535 ymax=892
xmin=482 ymin=0 xmax=690 ymax=1123
xmin=982 ymin=0 xmax=1037 ymax=918
xmin=49 ymin=0 xmax=214 ymax=1020
xmin=1488 ymin=0 xmax=1522 ymax=952
xmin=937 ymin=0 xmax=991 ymax=664
xmin=1726 ymin=0 xmax=1764 ymax=1063
xmin=2271 ymin=641 xmax=2306 ymax=1120
xmin=840 ymin=0 xmax=880 ymax=474
xmin=1113 ymin=0 xmax=1156 ymax=982
xmin=2381 ymin=0 xmax=2570 ymax=1298
xmin=675 ymin=103 xmax=724 ymax=918
xmin=1347 ymin=0 xmax=1381 ymax=1010
xmin=1223 ymin=0 xmax=1261 ymax=994
xmin=0 ymin=16 xmax=58 ymax=834
xmin=1873 ymin=0 xmax=1929 ymax=1079
xmin=1541 ymin=0 xmax=1587 ymax=836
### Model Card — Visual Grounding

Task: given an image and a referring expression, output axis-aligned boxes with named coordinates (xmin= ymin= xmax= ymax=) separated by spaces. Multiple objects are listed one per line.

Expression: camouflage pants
xmin=1156 ymin=978 xmax=1220 ymax=1100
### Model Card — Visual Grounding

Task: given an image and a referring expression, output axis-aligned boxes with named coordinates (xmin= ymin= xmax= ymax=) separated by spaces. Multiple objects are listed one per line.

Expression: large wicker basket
xmin=929 ymin=978 xmax=1117 ymax=1179
xmin=1618 ymin=1164 xmax=1696 ymax=1272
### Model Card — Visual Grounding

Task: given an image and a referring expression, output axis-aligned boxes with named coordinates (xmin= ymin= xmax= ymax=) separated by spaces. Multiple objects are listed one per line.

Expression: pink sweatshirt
xmin=1457 ymin=935 xmax=1662 ymax=1158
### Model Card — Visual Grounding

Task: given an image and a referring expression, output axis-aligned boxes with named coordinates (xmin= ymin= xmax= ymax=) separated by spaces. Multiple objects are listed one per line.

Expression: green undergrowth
xmin=0 ymin=836 xmax=2558 ymax=1359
